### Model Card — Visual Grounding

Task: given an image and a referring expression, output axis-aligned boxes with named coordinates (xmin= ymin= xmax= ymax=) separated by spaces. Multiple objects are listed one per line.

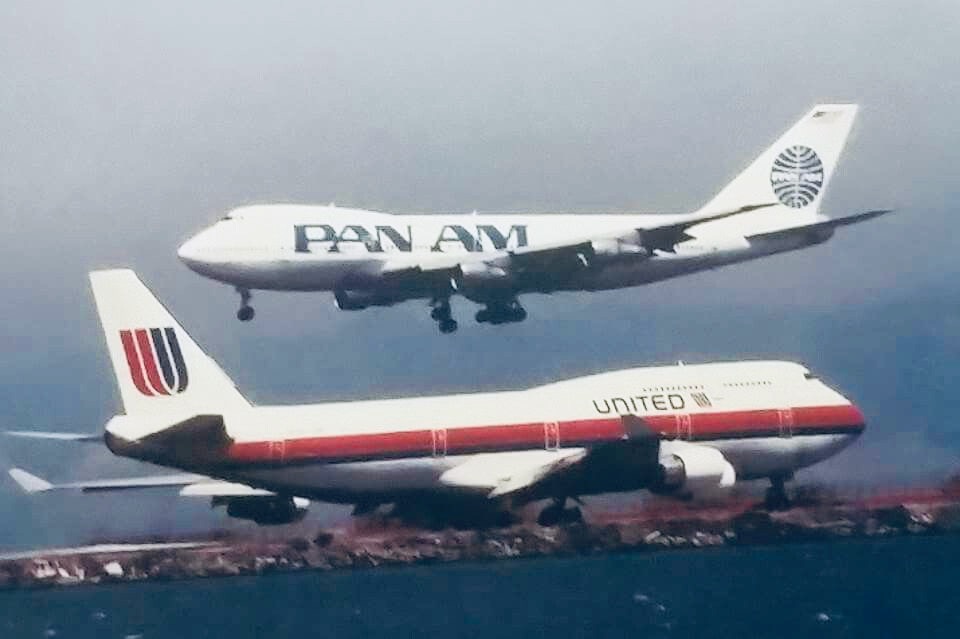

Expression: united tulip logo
xmin=119 ymin=328 xmax=188 ymax=396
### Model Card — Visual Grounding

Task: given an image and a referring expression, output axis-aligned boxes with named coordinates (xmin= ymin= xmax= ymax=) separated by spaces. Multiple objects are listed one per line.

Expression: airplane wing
xmin=746 ymin=209 xmax=893 ymax=243
xmin=438 ymin=449 xmax=589 ymax=498
xmin=440 ymin=414 xmax=663 ymax=500
xmin=380 ymin=202 xmax=778 ymax=278
xmin=510 ymin=202 xmax=779 ymax=262
xmin=7 ymin=467 xmax=273 ymax=497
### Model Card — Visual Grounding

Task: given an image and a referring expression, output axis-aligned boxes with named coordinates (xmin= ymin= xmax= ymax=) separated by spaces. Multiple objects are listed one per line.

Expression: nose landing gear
xmin=236 ymin=288 xmax=255 ymax=322
xmin=430 ymin=298 xmax=458 ymax=334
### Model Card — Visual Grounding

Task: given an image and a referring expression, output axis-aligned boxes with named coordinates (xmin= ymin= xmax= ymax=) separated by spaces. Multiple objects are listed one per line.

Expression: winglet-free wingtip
xmin=8 ymin=468 xmax=54 ymax=493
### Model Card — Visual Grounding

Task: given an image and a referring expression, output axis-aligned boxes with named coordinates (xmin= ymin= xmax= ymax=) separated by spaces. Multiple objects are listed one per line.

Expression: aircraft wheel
xmin=439 ymin=318 xmax=458 ymax=334
xmin=493 ymin=510 xmax=518 ymax=528
xmin=560 ymin=506 xmax=583 ymax=524
xmin=237 ymin=306 xmax=255 ymax=322
xmin=537 ymin=500 xmax=564 ymax=527
xmin=511 ymin=306 xmax=528 ymax=322
xmin=764 ymin=476 xmax=791 ymax=511
xmin=475 ymin=309 xmax=491 ymax=324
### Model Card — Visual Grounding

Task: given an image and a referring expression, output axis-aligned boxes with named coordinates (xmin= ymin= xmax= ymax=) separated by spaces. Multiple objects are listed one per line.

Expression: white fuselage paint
xmin=107 ymin=361 xmax=864 ymax=504
xmin=176 ymin=205 xmax=826 ymax=295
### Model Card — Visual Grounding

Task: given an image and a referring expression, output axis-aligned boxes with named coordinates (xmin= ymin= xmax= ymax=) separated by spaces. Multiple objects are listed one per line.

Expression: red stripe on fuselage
xmin=134 ymin=329 xmax=169 ymax=396
xmin=119 ymin=330 xmax=153 ymax=397
xmin=645 ymin=405 xmax=863 ymax=437
xmin=225 ymin=404 xmax=864 ymax=465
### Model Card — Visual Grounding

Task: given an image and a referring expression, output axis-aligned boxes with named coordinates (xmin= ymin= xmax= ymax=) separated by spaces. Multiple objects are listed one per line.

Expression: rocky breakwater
xmin=3 ymin=498 xmax=960 ymax=590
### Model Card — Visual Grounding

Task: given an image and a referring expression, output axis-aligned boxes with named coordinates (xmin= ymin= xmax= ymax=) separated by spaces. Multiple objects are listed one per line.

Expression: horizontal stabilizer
xmin=7 ymin=467 xmax=206 ymax=493
xmin=9 ymin=468 xmax=54 ymax=493
xmin=7 ymin=467 xmax=275 ymax=500
xmin=747 ymin=209 xmax=893 ymax=242
xmin=5 ymin=431 xmax=102 ymax=443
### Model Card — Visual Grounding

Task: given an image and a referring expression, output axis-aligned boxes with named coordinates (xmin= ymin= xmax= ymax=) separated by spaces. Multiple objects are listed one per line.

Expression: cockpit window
xmin=804 ymin=372 xmax=817 ymax=380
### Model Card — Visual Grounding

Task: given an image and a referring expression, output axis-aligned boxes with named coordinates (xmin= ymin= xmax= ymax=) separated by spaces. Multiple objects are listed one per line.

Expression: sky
xmin=0 ymin=1 xmax=958 ymax=549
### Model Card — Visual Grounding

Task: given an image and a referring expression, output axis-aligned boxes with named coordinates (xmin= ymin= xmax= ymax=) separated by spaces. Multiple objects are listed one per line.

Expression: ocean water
xmin=1 ymin=536 xmax=957 ymax=639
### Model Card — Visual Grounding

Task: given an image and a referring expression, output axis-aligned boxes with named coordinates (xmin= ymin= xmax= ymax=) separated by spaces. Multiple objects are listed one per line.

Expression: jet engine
xmin=216 ymin=496 xmax=311 ymax=525
xmin=333 ymin=288 xmax=381 ymax=311
xmin=589 ymin=238 xmax=647 ymax=261
xmin=651 ymin=443 xmax=736 ymax=499
xmin=453 ymin=262 xmax=513 ymax=301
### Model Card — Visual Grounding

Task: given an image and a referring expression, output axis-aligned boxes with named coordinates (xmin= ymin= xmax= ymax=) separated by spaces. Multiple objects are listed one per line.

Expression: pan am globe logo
xmin=119 ymin=327 xmax=188 ymax=397
xmin=770 ymin=145 xmax=824 ymax=208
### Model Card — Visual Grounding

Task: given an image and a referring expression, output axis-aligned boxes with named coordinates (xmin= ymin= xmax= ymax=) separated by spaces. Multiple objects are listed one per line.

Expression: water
xmin=1 ymin=536 xmax=957 ymax=638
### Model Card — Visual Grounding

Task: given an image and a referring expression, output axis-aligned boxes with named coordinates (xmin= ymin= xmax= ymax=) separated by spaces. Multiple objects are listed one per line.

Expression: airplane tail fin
xmin=89 ymin=270 xmax=250 ymax=416
xmin=698 ymin=104 xmax=858 ymax=221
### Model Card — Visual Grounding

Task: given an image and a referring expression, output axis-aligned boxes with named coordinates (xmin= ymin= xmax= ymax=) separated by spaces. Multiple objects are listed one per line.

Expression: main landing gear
xmin=537 ymin=497 xmax=583 ymax=527
xmin=764 ymin=474 xmax=792 ymax=511
xmin=475 ymin=300 xmax=527 ymax=325
xmin=236 ymin=287 xmax=255 ymax=322
xmin=430 ymin=298 xmax=458 ymax=334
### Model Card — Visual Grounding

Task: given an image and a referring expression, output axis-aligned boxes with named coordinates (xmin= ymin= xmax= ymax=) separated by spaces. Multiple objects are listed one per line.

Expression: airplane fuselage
xmin=106 ymin=360 xmax=864 ymax=505
xmin=178 ymin=205 xmax=827 ymax=295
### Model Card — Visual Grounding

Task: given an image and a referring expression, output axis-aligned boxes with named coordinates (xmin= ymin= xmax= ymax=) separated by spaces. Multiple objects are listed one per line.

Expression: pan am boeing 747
xmin=177 ymin=103 xmax=889 ymax=333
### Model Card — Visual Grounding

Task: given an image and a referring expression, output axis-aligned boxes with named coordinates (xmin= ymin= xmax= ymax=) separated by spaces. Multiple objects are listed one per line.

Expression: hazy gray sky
xmin=1 ymin=2 xmax=958 ymax=547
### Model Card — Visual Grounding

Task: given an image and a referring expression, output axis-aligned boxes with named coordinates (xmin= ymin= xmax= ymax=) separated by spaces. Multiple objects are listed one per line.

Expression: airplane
xmin=177 ymin=103 xmax=890 ymax=334
xmin=6 ymin=269 xmax=865 ymax=526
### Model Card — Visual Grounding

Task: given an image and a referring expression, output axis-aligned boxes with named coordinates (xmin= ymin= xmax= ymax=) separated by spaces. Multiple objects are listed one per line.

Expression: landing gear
xmin=430 ymin=298 xmax=458 ymax=334
xmin=537 ymin=498 xmax=583 ymax=527
xmin=475 ymin=300 xmax=527 ymax=325
xmin=764 ymin=475 xmax=792 ymax=511
xmin=236 ymin=288 xmax=255 ymax=322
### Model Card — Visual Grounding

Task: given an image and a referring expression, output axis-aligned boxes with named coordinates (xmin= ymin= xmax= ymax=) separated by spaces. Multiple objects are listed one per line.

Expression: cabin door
xmin=543 ymin=421 xmax=560 ymax=451
xmin=778 ymin=408 xmax=795 ymax=438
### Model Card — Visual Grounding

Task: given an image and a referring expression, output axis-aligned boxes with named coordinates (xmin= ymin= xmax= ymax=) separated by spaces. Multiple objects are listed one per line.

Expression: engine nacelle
xmin=589 ymin=238 xmax=646 ymax=260
xmin=218 ymin=496 xmax=310 ymax=525
xmin=454 ymin=262 xmax=513 ymax=301
xmin=652 ymin=443 xmax=736 ymax=500
xmin=334 ymin=288 xmax=381 ymax=311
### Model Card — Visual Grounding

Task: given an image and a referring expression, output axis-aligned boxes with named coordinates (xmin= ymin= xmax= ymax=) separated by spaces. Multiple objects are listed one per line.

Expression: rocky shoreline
xmin=3 ymin=495 xmax=959 ymax=591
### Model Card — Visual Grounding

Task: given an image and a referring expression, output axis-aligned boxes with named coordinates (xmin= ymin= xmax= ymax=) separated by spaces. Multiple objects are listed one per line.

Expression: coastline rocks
xmin=3 ymin=496 xmax=960 ymax=590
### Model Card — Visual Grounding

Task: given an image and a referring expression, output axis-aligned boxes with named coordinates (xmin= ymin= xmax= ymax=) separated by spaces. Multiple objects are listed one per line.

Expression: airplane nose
xmin=849 ymin=403 xmax=867 ymax=436
xmin=177 ymin=233 xmax=209 ymax=269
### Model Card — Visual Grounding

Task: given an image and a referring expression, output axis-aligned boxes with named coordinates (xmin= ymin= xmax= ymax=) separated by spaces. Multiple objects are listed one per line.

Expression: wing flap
xmin=439 ymin=449 xmax=588 ymax=498
xmin=507 ymin=202 xmax=778 ymax=266
xmin=9 ymin=467 xmax=208 ymax=494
